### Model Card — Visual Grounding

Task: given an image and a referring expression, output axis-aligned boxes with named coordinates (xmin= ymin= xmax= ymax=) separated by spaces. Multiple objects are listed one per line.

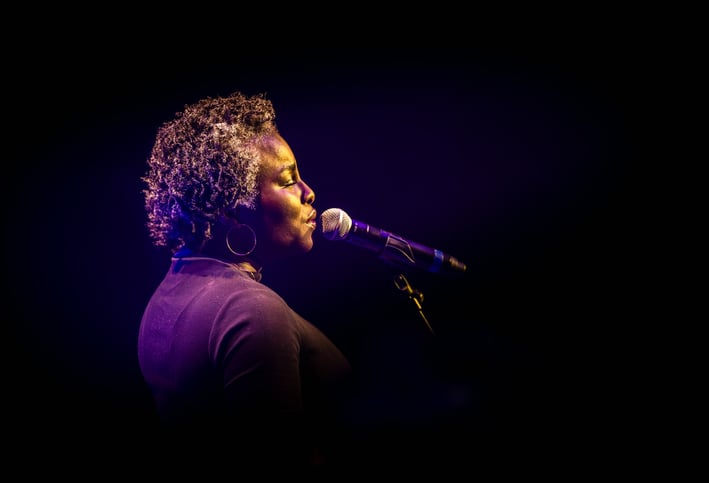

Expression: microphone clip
xmin=394 ymin=273 xmax=434 ymax=335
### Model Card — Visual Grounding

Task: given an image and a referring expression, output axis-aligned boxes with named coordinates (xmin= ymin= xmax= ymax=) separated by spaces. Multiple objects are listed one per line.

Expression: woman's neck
xmin=180 ymin=244 xmax=264 ymax=280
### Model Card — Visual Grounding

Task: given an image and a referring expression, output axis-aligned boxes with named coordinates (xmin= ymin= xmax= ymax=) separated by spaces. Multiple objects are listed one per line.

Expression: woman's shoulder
xmin=210 ymin=282 xmax=302 ymax=354
xmin=212 ymin=275 xmax=296 ymax=322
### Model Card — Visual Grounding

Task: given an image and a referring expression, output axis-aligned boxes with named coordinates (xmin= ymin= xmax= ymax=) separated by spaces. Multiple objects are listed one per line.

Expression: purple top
xmin=138 ymin=256 xmax=352 ymax=461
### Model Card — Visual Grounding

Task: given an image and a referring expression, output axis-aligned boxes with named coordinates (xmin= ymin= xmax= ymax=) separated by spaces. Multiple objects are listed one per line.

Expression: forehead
xmin=258 ymin=134 xmax=297 ymax=174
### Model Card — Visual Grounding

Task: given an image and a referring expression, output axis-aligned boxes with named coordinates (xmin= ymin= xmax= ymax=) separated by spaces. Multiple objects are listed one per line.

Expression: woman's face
xmin=241 ymin=133 xmax=317 ymax=261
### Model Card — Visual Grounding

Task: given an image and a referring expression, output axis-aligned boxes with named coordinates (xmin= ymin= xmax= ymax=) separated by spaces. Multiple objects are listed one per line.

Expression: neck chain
xmin=172 ymin=249 xmax=262 ymax=282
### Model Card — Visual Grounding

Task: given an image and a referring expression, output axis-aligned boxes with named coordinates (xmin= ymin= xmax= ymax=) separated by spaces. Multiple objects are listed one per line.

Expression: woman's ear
xmin=222 ymin=204 xmax=256 ymax=226
xmin=219 ymin=206 xmax=240 ymax=225
xmin=233 ymin=204 xmax=259 ymax=226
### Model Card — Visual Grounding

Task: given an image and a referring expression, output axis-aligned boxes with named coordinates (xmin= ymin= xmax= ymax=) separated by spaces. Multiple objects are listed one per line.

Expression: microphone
xmin=320 ymin=208 xmax=467 ymax=275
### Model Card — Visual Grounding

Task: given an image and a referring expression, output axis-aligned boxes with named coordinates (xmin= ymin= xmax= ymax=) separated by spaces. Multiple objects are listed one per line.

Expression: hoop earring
xmin=226 ymin=224 xmax=257 ymax=256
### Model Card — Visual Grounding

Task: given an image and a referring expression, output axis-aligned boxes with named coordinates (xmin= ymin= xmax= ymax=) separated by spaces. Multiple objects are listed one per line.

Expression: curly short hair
xmin=142 ymin=91 xmax=278 ymax=252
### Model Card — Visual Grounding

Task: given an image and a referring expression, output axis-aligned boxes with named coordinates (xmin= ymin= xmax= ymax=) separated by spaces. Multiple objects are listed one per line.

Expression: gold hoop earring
xmin=226 ymin=224 xmax=257 ymax=256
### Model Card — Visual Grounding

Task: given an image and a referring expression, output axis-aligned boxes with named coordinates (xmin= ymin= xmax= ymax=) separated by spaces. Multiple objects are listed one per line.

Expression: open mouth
xmin=306 ymin=210 xmax=317 ymax=228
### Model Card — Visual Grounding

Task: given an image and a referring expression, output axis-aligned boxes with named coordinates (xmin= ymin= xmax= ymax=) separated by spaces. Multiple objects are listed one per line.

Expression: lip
xmin=306 ymin=209 xmax=317 ymax=228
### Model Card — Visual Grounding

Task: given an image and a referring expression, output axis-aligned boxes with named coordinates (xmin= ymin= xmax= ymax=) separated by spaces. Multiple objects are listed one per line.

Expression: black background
xmin=5 ymin=30 xmax=652 ymax=471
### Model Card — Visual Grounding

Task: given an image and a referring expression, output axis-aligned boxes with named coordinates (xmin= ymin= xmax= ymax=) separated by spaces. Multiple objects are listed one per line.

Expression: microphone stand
xmin=394 ymin=273 xmax=435 ymax=335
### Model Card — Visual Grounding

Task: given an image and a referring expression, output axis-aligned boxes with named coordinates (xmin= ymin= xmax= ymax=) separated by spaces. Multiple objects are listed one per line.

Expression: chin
xmin=284 ymin=239 xmax=313 ymax=256
xmin=300 ymin=238 xmax=314 ymax=253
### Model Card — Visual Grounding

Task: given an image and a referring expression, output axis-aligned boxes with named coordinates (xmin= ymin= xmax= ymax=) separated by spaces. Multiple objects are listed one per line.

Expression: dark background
xmin=5 ymin=37 xmax=649 ymax=470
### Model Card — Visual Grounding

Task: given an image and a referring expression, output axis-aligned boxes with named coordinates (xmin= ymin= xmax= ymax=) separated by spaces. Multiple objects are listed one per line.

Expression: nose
xmin=301 ymin=180 xmax=315 ymax=205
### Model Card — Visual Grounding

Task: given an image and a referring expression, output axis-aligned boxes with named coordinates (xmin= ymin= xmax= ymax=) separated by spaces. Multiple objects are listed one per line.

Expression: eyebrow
xmin=278 ymin=162 xmax=297 ymax=174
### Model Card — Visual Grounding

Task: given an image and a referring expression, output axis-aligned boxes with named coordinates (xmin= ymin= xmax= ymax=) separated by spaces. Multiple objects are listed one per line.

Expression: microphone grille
xmin=320 ymin=208 xmax=352 ymax=240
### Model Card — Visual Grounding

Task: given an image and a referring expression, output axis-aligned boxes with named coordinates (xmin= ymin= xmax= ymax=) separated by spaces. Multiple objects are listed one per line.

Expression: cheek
xmin=260 ymin=192 xmax=301 ymax=231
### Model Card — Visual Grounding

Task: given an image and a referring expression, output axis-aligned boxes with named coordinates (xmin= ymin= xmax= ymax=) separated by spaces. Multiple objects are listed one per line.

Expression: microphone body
xmin=320 ymin=208 xmax=467 ymax=275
